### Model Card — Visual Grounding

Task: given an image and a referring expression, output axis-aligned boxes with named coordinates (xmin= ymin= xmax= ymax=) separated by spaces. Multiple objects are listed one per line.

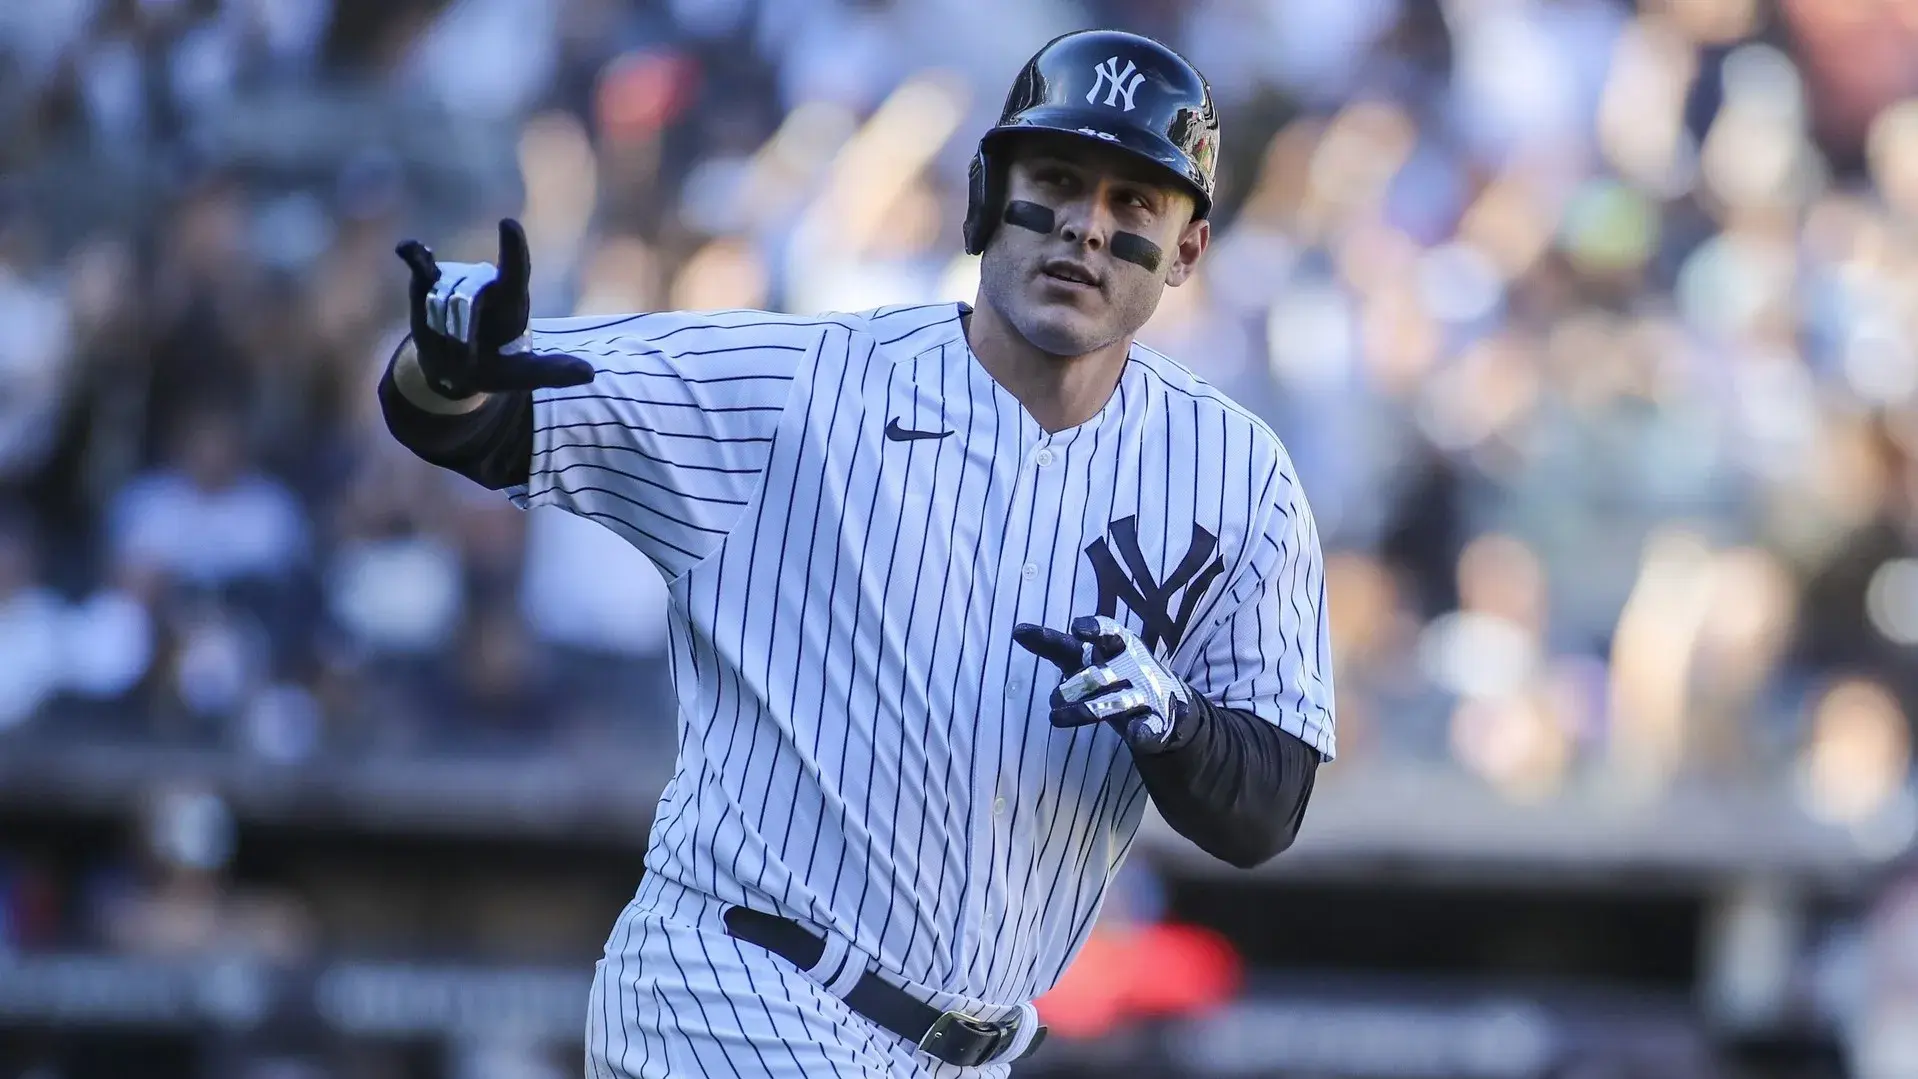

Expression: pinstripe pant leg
xmin=588 ymin=906 xmax=913 ymax=1079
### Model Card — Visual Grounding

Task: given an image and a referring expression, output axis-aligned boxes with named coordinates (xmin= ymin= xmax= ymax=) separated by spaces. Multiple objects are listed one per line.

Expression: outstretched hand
xmin=1012 ymin=615 xmax=1194 ymax=753
xmin=394 ymin=218 xmax=594 ymax=399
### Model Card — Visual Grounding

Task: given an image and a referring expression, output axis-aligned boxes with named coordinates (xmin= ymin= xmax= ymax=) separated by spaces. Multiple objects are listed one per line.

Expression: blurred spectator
xmin=0 ymin=504 xmax=155 ymax=734
xmin=408 ymin=0 xmax=561 ymax=123
xmin=0 ymin=212 xmax=74 ymax=492
xmin=386 ymin=597 xmax=575 ymax=751
xmin=88 ymin=784 xmax=313 ymax=961
xmin=323 ymin=446 xmax=467 ymax=667
xmin=0 ymin=508 xmax=65 ymax=731
xmin=108 ymin=403 xmax=310 ymax=591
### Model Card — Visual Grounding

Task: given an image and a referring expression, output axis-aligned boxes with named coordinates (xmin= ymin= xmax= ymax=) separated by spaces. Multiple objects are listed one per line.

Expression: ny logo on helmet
xmin=1087 ymin=57 xmax=1145 ymax=112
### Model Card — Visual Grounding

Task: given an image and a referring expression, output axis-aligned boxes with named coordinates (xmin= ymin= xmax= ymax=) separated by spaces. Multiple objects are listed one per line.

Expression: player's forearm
xmin=380 ymin=338 xmax=535 ymax=489
xmin=1132 ymin=697 xmax=1319 ymax=869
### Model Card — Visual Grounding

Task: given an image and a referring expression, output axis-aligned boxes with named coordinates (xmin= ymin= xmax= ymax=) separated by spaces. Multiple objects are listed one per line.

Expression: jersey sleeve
xmin=505 ymin=310 xmax=823 ymax=581
xmin=1178 ymin=450 xmax=1337 ymax=760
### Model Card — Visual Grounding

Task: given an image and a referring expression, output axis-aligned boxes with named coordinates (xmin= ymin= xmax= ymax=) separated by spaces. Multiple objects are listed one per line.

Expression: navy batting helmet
xmin=962 ymin=29 xmax=1221 ymax=256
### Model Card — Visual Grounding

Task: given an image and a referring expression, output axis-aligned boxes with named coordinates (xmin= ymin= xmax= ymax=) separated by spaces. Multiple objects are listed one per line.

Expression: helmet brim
xmin=984 ymin=110 xmax=1213 ymax=221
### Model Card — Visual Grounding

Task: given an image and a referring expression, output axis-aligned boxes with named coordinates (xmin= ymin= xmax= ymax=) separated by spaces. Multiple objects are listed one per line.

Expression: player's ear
xmin=1164 ymin=216 xmax=1209 ymax=287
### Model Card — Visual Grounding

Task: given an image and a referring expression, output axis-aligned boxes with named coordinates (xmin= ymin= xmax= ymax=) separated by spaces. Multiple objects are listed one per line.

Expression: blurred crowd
xmin=0 ymin=0 xmax=1915 ymax=841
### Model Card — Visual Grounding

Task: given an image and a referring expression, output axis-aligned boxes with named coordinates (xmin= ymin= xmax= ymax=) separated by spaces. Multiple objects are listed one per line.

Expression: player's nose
xmin=1054 ymin=198 xmax=1112 ymax=252
xmin=1057 ymin=221 xmax=1105 ymax=252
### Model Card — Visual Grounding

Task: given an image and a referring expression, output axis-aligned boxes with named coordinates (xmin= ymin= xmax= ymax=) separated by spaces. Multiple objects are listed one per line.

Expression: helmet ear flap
xmin=962 ymin=148 xmax=997 ymax=255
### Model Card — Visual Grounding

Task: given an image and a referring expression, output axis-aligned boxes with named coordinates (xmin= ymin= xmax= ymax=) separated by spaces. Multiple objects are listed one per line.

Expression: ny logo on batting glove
xmin=1013 ymin=615 xmax=1192 ymax=754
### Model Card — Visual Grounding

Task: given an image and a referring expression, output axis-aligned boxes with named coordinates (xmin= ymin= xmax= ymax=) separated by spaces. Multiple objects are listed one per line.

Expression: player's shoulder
xmin=527 ymin=307 xmax=846 ymax=348
xmin=1125 ymin=341 xmax=1295 ymax=481
xmin=534 ymin=302 xmax=963 ymax=350
xmin=523 ymin=304 xmax=966 ymax=386
xmin=843 ymin=302 xmax=969 ymax=359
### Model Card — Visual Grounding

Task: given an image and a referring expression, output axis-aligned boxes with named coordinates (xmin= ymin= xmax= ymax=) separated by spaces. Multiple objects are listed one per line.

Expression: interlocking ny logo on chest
xmin=1088 ymin=57 xmax=1145 ymax=112
xmin=1084 ymin=516 xmax=1225 ymax=654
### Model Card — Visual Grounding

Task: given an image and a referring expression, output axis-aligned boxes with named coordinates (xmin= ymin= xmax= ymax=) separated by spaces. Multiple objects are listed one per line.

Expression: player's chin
xmin=1020 ymin=288 xmax=1111 ymax=356
xmin=1021 ymin=313 xmax=1111 ymax=358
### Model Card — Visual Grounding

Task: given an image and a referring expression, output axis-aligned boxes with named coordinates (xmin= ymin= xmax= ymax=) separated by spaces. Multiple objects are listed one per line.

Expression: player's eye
xmin=1034 ymin=166 xmax=1075 ymax=189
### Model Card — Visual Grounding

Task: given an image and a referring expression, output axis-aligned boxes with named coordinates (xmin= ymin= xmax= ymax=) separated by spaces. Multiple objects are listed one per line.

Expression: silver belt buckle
xmin=918 ymin=1009 xmax=1009 ymax=1068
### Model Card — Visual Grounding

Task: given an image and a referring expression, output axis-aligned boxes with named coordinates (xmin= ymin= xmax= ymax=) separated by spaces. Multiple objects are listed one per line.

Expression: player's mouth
xmin=1038 ymin=258 xmax=1102 ymax=294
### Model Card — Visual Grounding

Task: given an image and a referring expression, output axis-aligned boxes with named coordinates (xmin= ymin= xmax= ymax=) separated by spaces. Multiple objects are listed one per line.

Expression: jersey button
xmin=1006 ymin=678 xmax=1024 ymax=698
xmin=993 ymin=797 xmax=1007 ymax=816
xmin=1034 ymin=448 xmax=1055 ymax=468
xmin=1021 ymin=562 xmax=1038 ymax=580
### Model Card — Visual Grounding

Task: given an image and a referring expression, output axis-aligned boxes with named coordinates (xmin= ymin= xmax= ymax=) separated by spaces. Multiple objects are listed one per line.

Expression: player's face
xmin=979 ymin=135 xmax=1209 ymax=358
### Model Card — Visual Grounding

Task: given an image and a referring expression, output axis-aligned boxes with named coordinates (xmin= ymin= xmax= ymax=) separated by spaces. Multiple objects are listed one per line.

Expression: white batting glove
xmin=1012 ymin=615 xmax=1194 ymax=753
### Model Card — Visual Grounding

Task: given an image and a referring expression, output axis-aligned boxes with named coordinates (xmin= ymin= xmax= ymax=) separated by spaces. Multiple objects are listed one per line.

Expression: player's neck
xmin=962 ymin=302 xmax=1132 ymax=434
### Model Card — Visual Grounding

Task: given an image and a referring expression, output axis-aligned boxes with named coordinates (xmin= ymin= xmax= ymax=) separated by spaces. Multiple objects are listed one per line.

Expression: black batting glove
xmin=394 ymin=218 xmax=595 ymax=399
xmin=1012 ymin=615 xmax=1195 ymax=754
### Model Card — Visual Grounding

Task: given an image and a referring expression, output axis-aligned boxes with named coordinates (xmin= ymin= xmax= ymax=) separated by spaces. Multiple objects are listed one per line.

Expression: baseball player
xmin=381 ymin=29 xmax=1332 ymax=1079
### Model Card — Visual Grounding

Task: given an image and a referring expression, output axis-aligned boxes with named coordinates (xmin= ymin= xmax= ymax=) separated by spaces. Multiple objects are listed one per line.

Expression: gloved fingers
xmin=448 ymin=281 xmax=473 ymax=340
xmin=496 ymin=218 xmax=532 ymax=295
xmin=420 ymin=261 xmax=496 ymax=339
xmin=474 ymin=219 xmax=534 ymax=348
xmin=1056 ymin=663 xmax=1123 ymax=704
xmin=480 ymin=348 xmax=598 ymax=393
xmin=1085 ymin=688 xmax=1149 ymax=721
xmin=1013 ymin=623 xmax=1091 ymax=674
xmin=395 ymin=241 xmax=440 ymax=310
xmin=424 ymin=273 xmax=448 ymax=337
xmin=1070 ymin=615 xmax=1132 ymax=662
xmin=1049 ymin=690 xmax=1150 ymax=729
xmin=429 ymin=262 xmax=498 ymax=342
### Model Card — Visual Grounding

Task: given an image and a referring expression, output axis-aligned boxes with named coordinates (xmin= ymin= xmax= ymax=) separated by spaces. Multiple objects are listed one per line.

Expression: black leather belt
xmin=722 ymin=905 xmax=1047 ymax=1068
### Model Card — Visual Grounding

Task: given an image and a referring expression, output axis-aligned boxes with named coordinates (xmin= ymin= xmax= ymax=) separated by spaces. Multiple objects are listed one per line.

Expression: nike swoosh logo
xmin=884 ymin=418 xmax=953 ymax=442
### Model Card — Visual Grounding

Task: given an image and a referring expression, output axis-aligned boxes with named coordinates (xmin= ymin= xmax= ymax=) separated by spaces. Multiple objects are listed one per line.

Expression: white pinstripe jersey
xmin=507 ymin=301 xmax=1334 ymax=1007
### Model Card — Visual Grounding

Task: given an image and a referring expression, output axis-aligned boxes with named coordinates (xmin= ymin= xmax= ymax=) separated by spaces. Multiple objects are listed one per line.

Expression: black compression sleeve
xmin=377 ymin=339 xmax=534 ymax=490
xmin=1132 ymin=697 xmax=1321 ymax=869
